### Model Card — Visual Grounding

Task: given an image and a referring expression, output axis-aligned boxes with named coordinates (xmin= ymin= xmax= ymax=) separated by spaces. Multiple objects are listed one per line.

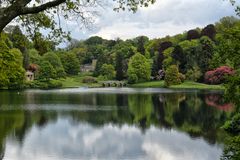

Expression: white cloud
xmin=67 ymin=0 xmax=237 ymax=40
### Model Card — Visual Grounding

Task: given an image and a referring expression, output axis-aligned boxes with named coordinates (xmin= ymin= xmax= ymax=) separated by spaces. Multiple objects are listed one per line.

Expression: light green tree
xmin=59 ymin=52 xmax=80 ymax=75
xmin=127 ymin=53 xmax=151 ymax=83
xmin=37 ymin=61 xmax=56 ymax=81
xmin=0 ymin=40 xmax=25 ymax=89
xmin=164 ymin=65 xmax=181 ymax=87
xmin=100 ymin=64 xmax=116 ymax=80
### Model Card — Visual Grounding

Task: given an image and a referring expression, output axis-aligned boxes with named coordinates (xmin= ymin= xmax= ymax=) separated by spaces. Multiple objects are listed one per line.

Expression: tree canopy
xmin=0 ymin=0 xmax=155 ymax=39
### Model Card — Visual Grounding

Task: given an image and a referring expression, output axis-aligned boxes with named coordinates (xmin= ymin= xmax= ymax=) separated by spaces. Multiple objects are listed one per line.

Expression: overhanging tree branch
xmin=21 ymin=0 xmax=66 ymax=15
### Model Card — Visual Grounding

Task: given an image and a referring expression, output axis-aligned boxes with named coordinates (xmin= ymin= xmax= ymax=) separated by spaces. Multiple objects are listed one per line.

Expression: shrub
xmin=223 ymin=113 xmax=240 ymax=135
xmin=82 ymin=76 xmax=98 ymax=83
xmin=164 ymin=65 xmax=182 ymax=87
xmin=205 ymin=66 xmax=234 ymax=84
xmin=128 ymin=74 xmax=138 ymax=84
xmin=186 ymin=65 xmax=202 ymax=82
xmin=47 ymin=80 xmax=63 ymax=89
xmin=25 ymin=80 xmax=62 ymax=89
xmin=179 ymin=73 xmax=186 ymax=82
xmin=25 ymin=81 xmax=48 ymax=89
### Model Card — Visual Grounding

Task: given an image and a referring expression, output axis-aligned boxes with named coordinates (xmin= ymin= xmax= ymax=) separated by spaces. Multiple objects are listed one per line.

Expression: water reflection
xmin=0 ymin=88 xmax=233 ymax=160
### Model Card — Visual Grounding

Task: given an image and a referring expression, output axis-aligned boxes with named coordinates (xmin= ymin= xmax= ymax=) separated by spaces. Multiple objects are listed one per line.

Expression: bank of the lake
xmin=59 ymin=77 xmax=224 ymax=90
xmin=59 ymin=76 xmax=101 ymax=88
xmin=25 ymin=74 xmax=224 ymax=90
xmin=130 ymin=81 xmax=224 ymax=90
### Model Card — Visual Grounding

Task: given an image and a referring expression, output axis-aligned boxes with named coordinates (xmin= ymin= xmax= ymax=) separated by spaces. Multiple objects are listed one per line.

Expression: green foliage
xmin=33 ymin=32 xmax=56 ymax=55
xmin=0 ymin=39 xmax=25 ymax=89
xmin=128 ymin=94 xmax=153 ymax=123
xmin=163 ymin=47 xmax=174 ymax=70
xmin=127 ymin=53 xmax=151 ymax=83
xmin=128 ymin=74 xmax=138 ymax=84
xmin=37 ymin=61 xmax=56 ymax=80
xmin=171 ymin=45 xmax=186 ymax=73
xmin=179 ymin=40 xmax=200 ymax=67
xmin=198 ymin=36 xmax=215 ymax=73
xmin=100 ymin=64 xmax=116 ymax=80
xmin=71 ymin=47 xmax=88 ymax=64
xmin=225 ymin=73 xmax=240 ymax=109
xmin=222 ymin=65 xmax=240 ymax=160
xmin=43 ymin=52 xmax=66 ymax=78
xmin=223 ymin=113 xmax=240 ymax=134
xmin=221 ymin=136 xmax=240 ymax=160
xmin=7 ymin=26 xmax=31 ymax=68
xmin=213 ymin=22 xmax=240 ymax=68
xmin=179 ymin=73 xmax=186 ymax=82
xmin=82 ymin=76 xmax=98 ymax=83
xmin=28 ymin=49 xmax=41 ymax=64
xmin=25 ymin=79 xmax=62 ymax=89
xmin=47 ymin=80 xmax=63 ymax=89
xmin=94 ymin=51 xmax=113 ymax=76
xmin=115 ymin=51 xmax=124 ymax=80
xmin=135 ymin=36 xmax=149 ymax=55
xmin=215 ymin=16 xmax=239 ymax=33
xmin=164 ymin=65 xmax=181 ymax=87
xmin=59 ymin=52 xmax=80 ymax=75
xmin=186 ymin=65 xmax=202 ymax=82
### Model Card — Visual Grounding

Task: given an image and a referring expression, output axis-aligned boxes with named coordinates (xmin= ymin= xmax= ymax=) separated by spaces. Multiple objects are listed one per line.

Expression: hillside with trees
xmin=0 ymin=16 xmax=239 ymax=89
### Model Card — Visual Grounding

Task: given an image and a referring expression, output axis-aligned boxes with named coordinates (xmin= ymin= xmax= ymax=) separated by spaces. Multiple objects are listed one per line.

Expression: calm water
xmin=0 ymin=88 xmax=233 ymax=160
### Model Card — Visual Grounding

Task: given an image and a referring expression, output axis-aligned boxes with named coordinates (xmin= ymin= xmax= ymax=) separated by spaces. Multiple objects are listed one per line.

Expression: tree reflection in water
xmin=205 ymin=94 xmax=234 ymax=111
xmin=0 ymin=89 xmax=234 ymax=160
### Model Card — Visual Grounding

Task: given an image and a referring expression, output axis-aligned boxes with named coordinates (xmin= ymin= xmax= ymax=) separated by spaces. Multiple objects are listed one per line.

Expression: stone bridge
xmin=101 ymin=81 xmax=127 ymax=87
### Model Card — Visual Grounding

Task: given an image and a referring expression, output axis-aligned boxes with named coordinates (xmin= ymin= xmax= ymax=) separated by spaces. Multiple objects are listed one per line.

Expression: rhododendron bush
xmin=204 ymin=66 xmax=235 ymax=84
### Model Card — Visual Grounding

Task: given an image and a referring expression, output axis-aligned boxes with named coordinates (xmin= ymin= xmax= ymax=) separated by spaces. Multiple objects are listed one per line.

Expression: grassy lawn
xmin=58 ymin=73 xmax=101 ymax=88
xmin=131 ymin=80 xmax=224 ymax=90
xmin=170 ymin=81 xmax=224 ymax=90
xmin=130 ymin=81 xmax=165 ymax=88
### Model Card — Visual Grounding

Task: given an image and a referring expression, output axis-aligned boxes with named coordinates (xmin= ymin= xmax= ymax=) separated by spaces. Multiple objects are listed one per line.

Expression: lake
xmin=0 ymin=88 xmax=233 ymax=160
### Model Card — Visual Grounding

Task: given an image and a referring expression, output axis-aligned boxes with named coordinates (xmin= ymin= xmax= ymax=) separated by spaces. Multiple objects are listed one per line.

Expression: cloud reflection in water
xmin=4 ymin=118 xmax=222 ymax=160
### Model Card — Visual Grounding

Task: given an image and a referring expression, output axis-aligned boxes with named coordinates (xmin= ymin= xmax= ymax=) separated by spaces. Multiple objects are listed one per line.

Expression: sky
xmin=61 ymin=0 xmax=238 ymax=43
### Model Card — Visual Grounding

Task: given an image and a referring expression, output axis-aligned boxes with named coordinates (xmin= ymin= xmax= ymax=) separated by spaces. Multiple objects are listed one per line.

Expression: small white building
xmin=26 ymin=71 xmax=34 ymax=81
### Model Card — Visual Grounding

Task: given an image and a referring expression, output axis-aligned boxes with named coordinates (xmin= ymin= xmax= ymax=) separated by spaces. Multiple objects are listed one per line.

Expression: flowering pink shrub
xmin=204 ymin=66 xmax=235 ymax=84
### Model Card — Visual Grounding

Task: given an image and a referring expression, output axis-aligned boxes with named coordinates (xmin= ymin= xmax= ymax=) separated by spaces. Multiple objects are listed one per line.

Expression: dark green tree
xmin=115 ymin=51 xmax=124 ymax=80
xmin=43 ymin=52 xmax=66 ymax=78
xmin=33 ymin=32 xmax=56 ymax=55
xmin=136 ymin=36 xmax=149 ymax=55
xmin=171 ymin=45 xmax=186 ymax=73
xmin=7 ymin=26 xmax=31 ymax=68
xmin=198 ymin=36 xmax=215 ymax=76
xmin=59 ymin=52 xmax=80 ymax=75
